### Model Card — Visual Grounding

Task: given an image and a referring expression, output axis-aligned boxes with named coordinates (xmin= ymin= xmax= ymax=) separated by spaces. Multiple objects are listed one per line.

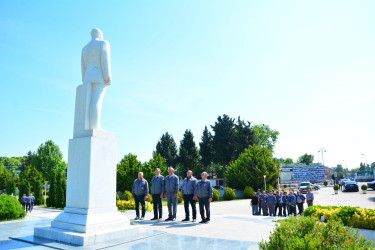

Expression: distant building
xmin=279 ymin=164 xmax=325 ymax=184
xmin=324 ymin=166 xmax=333 ymax=180
xmin=355 ymin=170 xmax=374 ymax=182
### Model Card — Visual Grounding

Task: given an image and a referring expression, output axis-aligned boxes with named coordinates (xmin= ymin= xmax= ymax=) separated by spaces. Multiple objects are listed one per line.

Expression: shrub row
xmin=303 ymin=205 xmax=375 ymax=230
xmin=116 ymin=200 xmax=153 ymax=212
xmin=259 ymin=215 xmax=374 ymax=249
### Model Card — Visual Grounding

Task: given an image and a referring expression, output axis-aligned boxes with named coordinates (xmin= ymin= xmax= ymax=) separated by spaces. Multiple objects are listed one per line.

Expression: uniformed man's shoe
xmin=140 ymin=217 xmax=144 ymax=220
xmin=134 ymin=216 xmax=140 ymax=220
xmin=165 ymin=218 xmax=172 ymax=221
xmin=205 ymin=220 xmax=210 ymax=224
xmin=172 ymin=218 xmax=176 ymax=221
xmin=199 ymin=220 xmax=206 ymax=223
xmin=151 ymin=217 xmax=158 ymax=220
xmin=192 ymin=219 xmax=196 ymax=222
xmin=182 ymin=218 xmax=189 ymax=222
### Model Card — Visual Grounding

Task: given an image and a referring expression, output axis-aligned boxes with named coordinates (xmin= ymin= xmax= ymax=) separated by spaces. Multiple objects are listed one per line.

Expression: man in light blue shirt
xmin=151 ymin=168 xmax=164 ymax=220
xmin=164 ymin=167 xmax=179 ymax=221
xmin=131 ymin=172 xmax=149 ymax=220
xmin=195 ymin=172 xmax=213 ymax=224
xmin=181 ymin=170 xmax=198 ymax=222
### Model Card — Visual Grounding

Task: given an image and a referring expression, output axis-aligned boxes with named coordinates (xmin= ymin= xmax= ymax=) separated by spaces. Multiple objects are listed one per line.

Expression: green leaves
xmin=155 ymin=132 xmax=178 ymax=168
xmin=179 ymin=130 xmax=199 ymax=175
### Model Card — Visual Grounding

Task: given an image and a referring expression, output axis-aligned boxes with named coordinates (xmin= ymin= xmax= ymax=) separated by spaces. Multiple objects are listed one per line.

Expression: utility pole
xmin=318 ymin=147 xmax=326 ymax=166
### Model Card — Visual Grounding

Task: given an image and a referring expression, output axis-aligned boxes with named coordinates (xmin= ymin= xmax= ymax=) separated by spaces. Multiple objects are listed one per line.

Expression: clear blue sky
xmin=1 ymin=1 xmax=374 ymax=169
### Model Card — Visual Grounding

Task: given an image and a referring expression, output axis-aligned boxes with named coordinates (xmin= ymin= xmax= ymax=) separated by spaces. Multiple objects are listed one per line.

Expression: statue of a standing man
xmin=81 ymin=28 xmax=111 ymax=130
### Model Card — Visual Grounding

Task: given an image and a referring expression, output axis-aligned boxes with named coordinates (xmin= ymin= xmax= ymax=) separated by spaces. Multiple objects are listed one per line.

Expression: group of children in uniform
xmin=251 ymin=188 xmax=314 ymax=217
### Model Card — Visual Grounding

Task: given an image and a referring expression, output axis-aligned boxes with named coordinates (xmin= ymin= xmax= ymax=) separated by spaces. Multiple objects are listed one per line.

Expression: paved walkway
xmin=1 ymin=186 xmax=374 ymax=249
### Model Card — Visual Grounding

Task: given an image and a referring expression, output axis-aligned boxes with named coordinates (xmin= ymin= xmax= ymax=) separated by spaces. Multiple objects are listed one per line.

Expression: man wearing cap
xmin=150 ymin=168 xmax=164 ymax=220
xmin=259 ymin=190 xmax=268 ymax=216
xmin=131 ymin=172 xmax=149 ymax=220
xmin=195 ymin=172 xmax=213 ymax=223
xmin=266 ymin=190 xmax=276 ymax=216
xmin=288 ymin=190 xmax=297 ymax=216
xmin=306 ymin=188 xmax=314 ymax=207
xmin=181 ymin=170 xmax=198 ymax=222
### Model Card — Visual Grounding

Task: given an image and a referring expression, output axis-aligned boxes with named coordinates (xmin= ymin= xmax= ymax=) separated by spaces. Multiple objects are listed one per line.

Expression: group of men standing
xmin=20 ymin=193 xmax=35 ymax=212
xmin=251 ymin=188 xmax=314 ymax=217
xmin=131 ymin=167 xmax=213 ymax=224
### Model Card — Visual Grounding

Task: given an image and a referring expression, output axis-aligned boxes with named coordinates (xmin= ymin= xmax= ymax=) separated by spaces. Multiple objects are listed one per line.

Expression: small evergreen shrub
xmin=212 ymin=188 xmax=220 ymax=202
xmin=333 ymin=184 xmax=339 ymax=190
xmin=6 ymin=179 xmax=16 ymax=195
xmin=0 ymin=195 xmax=26 ymax=221
xmin=259 ymin=215 xmax=374 ymax=249
xmin=116 ymin=193 xmax=120 ymax=201
xmin=223 ymin=188 xmax=236 ymax=200
xmin=243 ymin=186 xmax=254 ymax=199
xmin=361 ymin=184 xmax=367 ymax=191
xmin=324 ymin=181 xmax=328 ymax=186
xmin=121 ymin=190 xmax=132 ymax=201
xmin=18 ymin=179 xmax=30 ymax=203
xmin=33 ymin=180 xmax=44 ymax=205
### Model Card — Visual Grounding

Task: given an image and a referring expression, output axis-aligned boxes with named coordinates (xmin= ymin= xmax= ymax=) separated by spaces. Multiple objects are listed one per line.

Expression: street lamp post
xmin=318 ymin=147 xmax=326 ymax=166
xmin=362 ymin=154 xmax=368 ymax=167
xmin=342 ymin=160 xmax=346 ymax=177
xmin=263 ymin=175 xmax=266 ymax=191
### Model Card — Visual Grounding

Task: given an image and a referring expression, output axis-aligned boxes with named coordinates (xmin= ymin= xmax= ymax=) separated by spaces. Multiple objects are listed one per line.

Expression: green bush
xmin=6 ymin=179 xmax=16 ymax=195
xmin=266 ymin=184 xmax=274 ymax=192
xmin=223 ymin=188 xmax=236 ymax=200
xmin=259 ymin=215 xmax=374 ymax=249
xmin=212 ymin=188 xmax=220 ymax=202
xmin=0 ymin=195 xmax=26 ymax=221
xmin=116 ymin=193 xmax=120 ymax=201
xmin=324 ymin=181 xmax=328 ymax=186
xmin=146 ymin=193 xmax=153 ymax=203
xmin=178 ymin=191 xmax=183 ymax=204
xmin=116 ymin=200 xmax=153 ymax=212
xmin=55 ymin=172 xmax=66 ymax=208
xmin=302 ymin=205 xmax=375 ymax=230
xmin=333 ymin=184 xmax=339 ymax=190
xmin=361 ymin=184 xmax=367 ymax=190
xmin=243 ymin=186 xmax=254 ymax=199
xmin=121 ymin=190 xmax=132 ymax=201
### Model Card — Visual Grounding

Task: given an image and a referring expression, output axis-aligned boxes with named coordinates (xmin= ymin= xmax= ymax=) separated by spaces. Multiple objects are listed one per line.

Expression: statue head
xmin=91 ymin=28 xmax=103 ymax=40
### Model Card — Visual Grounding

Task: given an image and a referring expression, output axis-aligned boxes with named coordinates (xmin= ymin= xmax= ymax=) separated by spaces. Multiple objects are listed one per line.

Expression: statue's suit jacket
xmin=81 ymin=39 xmax=111 ymax=85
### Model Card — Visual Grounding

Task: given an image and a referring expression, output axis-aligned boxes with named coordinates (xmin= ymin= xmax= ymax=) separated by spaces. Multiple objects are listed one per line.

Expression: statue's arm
xmin=81 ymin=51 xmax=85 ymax=83
xmin=101 ymin=41 xmax=112 ymax=85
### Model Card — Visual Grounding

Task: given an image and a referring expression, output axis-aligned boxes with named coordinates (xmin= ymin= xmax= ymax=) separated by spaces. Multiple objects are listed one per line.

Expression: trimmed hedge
xmin=243 ymin=186 xmax=254 ymax=199
xmin=333 ymin=184 xmax=339 ymax=190
xmin=0 ymin=195 xmax=26 ymax=221
xmin=116 ymin=200 xmax=152 ymax=212
xmin=146 ymin=193 xmax=153 ymax=203
xmin=303 ymin=205 xmax=375 ymax=230
xmin=121 ymin=190 xmax=132 ymax=201
xmin=223 ymin=188 xmax=235 ymax=200
xmin=212 ymin=188 xmax=220 ymax=202
xmin=259 ymin=215 xmax=374 ymax=249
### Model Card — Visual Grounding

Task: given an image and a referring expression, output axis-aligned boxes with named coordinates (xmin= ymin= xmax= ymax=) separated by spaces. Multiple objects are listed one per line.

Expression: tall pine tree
xmin=33 ymin=180 xmax=44 ymax=205
xmin=199 ymin=126 xmax=214 ymax=167
xmin=46 ymin=171 xmax=56 ymax=207
xmin=179 ymin=130 xmax=200 ymax=175
xmin=155 ymin=132 xmax=178 ymax=167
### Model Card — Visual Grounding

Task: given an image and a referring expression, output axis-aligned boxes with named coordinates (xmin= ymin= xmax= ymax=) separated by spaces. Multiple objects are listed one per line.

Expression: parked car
xmin=367 ymin=180 xmax=375 ymax=190
xmin=213 ymin=186 xmax=225 ymax=190
xmin=311 ymin=184 xmax=320 ymax=190
xmin=338 ymin=179 xmax=350 ymax=186
xmin=343 ymin=181 xmax=359 ymax=192
xmin=298 ymin=182 xmax=311 ymax=194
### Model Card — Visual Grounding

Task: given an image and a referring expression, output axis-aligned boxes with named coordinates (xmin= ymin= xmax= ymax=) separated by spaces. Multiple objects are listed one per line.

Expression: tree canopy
xmin=298 ymin=153 xmax=314 ymax=165
xmin=179 ymin=130 xmax=200 ymax=174
xmin=155 ymin=132 xmax=178 ymax=167
xmin=252 ymin=124 xmax=279 ymax=154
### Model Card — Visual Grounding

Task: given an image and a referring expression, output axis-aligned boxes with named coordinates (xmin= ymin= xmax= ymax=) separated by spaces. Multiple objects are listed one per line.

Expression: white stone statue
xmin=81 ymin=28 xmax=111 ymax=130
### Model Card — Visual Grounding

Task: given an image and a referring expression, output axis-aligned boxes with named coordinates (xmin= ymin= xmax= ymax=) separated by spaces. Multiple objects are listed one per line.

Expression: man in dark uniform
xmin=195 ymin=172 xmax=213 ymax=223
xmin=260 ymin=190 xmax=268 ymax=216
xmin=131 ymin=172 xmax=149 ymax=220
xmin=181 ymin=170 xmax=198 ymax=222
xmin=288 ymin=190 xmax=297 ymax=216
xmin=275 ymin=191 xmax=281 ymax=216
xmin=21 ymin=194 xmax=27 ymax=211
xmin=164 ymin=167 xmax=179 ymax=221
xmin=280 ymin=191 xmax=287 ymax=217
xmin=256 ymin=189 xmax=261 ymax=215
xmin=29 ymin=193 xmax=35 ymax=212
xmin=150 ymin=168 xmax=164 ymax=220
xmin=266 ymin=190 xmax=276 ymax=216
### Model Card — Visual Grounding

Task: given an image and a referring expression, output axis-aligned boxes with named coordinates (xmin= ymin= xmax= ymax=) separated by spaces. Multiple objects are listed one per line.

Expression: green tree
xmin=371 ymin=162 xmax=375 ymax=171
xmin=225 ymin=145 xmax=279 ymax=190
xmin=359 ymin=163 xmax=367 ymax=171
xmin=6 ymin=179 xmax=16 ymax=195
xmin=335 ymin=164 xmax=344 ymax=173
xmin=298 ymin=153 xmax=314 ymax=165
xmin=31 ymin=140 xmax=67 ymax=180
xmin=117 ymin=153 xmax=142 ymax=192
xmin=33 ymin=180 xmax=44 ymax=205
xmin=252 ymin=124 xmax=279 ymax=154
xmin=199 ymin=126 xmax=214 ymax=167
xmin=232 ymin=117 xmax=255 ymax=160
xmin=155 ymin=132 xmax=178 ymax=167
xmin=142 ymin=153 xmax=168 ymax=185
xmin=46 ymin=171 xmax=57 ymax=207
xmin=179 ymin=130 xmax=200 ymax=175
xmin=20 ymin=165 xmax=43 ymax=189
xmin=0 ymin=168 xmax=12 ymax=190
xmin=18 ymin=179 xmax=30 ymax=202
xmin=0 ymin=157 xmax=22 ymax=175
xmin=20 ymin=151 xmax=35 ymax=173
xmin=55 ymin=172 xmax=66 ymax=208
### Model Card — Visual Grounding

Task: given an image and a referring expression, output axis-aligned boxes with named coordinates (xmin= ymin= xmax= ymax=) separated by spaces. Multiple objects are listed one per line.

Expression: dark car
xmin=367 ymin=180 xmax=375 ymax=190
xmin=213 ymin=186 xmax=225 ymax=190
xmin=343 ymin=181 xmax=359 ymax=192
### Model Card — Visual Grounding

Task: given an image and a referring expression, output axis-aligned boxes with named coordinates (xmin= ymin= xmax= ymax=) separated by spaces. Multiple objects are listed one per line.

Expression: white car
xmin=298 ymin=182 xmax=311 ymax=193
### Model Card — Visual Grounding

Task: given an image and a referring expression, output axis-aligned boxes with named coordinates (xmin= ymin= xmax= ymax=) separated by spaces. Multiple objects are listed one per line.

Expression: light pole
xmin=263 ymin=175 xmax=266 ymax=191
xmin=362 ymin=154 xmax=368 ymax=168
xmin=318 ymin=147 xmax=326 ymax=166
xmin=342 ymin=160 xmax=346 ymax=177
